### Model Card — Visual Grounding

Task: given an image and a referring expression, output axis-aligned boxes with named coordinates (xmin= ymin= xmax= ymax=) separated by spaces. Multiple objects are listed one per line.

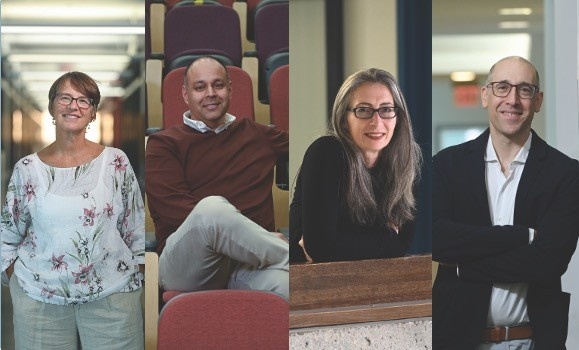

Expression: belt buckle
xmin=490 ymin=326 xmax=501 ymax=343
xmin=490 ymin=326 xmax=507 ymax=343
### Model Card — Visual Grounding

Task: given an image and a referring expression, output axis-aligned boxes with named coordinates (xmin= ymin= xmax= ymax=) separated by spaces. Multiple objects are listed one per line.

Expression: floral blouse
xmin=1 ymin=147 xmax=145 ymax=305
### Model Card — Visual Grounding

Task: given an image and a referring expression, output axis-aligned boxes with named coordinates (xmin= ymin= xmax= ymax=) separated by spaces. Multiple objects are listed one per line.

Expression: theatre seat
xmin=164 ymin=4 xmax=242 ymax=70
xmin=268 ymin=64 xmax=289 ymax=132
xmin=157 ymin=290 xmax=289 ymax=350
xmin=253 ymin=1 xmax=288 ymax=103
xmin=165 ymin=0 xmax=234 ymax=11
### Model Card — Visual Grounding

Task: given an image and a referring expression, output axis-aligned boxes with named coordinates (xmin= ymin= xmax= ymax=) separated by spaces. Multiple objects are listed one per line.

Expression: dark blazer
xmin=432 ymin=129 xmax=579 ymax=350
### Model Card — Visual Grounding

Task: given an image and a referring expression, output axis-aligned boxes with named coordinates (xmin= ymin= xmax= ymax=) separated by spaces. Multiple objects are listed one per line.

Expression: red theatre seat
xmin=157 ymin=290 xmax=289 ymax=350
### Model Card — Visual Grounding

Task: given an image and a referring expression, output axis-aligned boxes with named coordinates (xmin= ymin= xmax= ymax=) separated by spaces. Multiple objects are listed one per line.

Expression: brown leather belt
xmin=483 ymin=324 xmax=533 ymax=343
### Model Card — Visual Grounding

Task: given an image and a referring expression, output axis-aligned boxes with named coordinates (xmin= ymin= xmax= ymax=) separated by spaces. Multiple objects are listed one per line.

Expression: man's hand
xmin=299 ymin=238 xmax=313 ymax=263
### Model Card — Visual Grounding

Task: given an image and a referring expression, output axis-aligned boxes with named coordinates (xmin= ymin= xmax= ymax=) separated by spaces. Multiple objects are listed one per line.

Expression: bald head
xmin=184 ymin=57 xmax=230 ymax=87
xmin=486 ymin=56 xmax=540 ymax=89
xmin=181 ymin=56 xmax=232 ymax=129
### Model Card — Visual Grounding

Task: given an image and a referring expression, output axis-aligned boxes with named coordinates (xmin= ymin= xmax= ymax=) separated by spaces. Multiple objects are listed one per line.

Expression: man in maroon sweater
xmin=146 ymin=57 xmax=289 ymax=298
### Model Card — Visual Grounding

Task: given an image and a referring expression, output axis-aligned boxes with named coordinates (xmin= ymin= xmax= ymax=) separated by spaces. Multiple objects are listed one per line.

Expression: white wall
xmin=0 ymin=2 xmax=2 ymax=342
xmin=546 ymin=1 xmax=579 ymax=349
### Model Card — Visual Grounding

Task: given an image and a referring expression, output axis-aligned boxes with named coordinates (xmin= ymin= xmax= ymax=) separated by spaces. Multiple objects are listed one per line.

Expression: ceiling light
xmin=19 ymin=71 xmax=120 ymax=82
xmin=1 ymin=34 xmax=137 ymax=48
xmin=8 ymin=54 xmax=131 ymax=64
xmin=499 ymin=21 xmax=530 ymax=29
xmin=499 ymin=8 xmax=532 ymax=16
xmin=2 ymin=4 xmax=144 ymax=22
xmin=99 ymin=87 xmax=126 ymax=97
xmin=450 ymin=72 xmax=477 ymax=82
xmin=432 ymin=34 xmax=531 ymax=75
xmin=1 ymin=26 xmax=144 ymax=35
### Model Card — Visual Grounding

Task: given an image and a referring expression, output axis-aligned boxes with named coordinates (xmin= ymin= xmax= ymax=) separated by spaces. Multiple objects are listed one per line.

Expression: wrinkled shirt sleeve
xmin=114 ymin=153 xmax=145 ymax=266
xmin=1 ymin=163 xmax=31 ymax=283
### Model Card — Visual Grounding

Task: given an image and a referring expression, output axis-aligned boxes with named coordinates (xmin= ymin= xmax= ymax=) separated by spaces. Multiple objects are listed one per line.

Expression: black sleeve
xmin=294 ymin=137 xmax=412 ymax=262
xmin=459 ymin=165 xmax=579 ymax=283
xmin=432 ymin=148 xmax=529 ymax=265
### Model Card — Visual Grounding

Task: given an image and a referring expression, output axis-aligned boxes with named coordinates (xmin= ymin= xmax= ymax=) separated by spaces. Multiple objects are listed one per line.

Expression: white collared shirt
xmin=183 ymin=111 xmax=236 ymax=134
xmin=484 ymin=132 xmax=533 ymax=326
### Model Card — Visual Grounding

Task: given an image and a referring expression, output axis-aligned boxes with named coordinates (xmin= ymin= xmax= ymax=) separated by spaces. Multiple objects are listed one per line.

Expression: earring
xmin=52 ymin=119 xmax=56 ymax=125
xmin=87 ymin=123 xmax=91 ymax=130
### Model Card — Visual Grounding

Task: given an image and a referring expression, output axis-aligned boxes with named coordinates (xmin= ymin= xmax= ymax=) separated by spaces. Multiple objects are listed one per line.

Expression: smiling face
xmin=182 ymin=58 xmax=231 ymax=129
xmin=481 ymin=57 xmax=543 ymax=144
xmin=50 ymin=80 xmax=95 ymax=132
xmin=345 ymin=82 xmax=397 ymax=167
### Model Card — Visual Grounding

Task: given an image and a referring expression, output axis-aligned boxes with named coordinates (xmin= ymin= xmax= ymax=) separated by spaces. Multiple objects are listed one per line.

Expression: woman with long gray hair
xmin=289 ymin=68 xmax=421 ymax=262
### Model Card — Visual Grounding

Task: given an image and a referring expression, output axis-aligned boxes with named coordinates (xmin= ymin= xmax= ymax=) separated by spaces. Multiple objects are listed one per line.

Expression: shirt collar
xmin=183 ymin=111 xmax=236 ymax=134
xmin=485 ymin=132 xmax=532 ymax=164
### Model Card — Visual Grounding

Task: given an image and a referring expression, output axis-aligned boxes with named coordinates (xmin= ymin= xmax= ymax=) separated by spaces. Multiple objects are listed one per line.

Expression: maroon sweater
xmin=145 ymin=118 xmax=289 ymax=254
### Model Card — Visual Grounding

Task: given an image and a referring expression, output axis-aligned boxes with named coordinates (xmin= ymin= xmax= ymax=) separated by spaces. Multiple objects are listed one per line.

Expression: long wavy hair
xmin=328 ymin=68 xmax=422 ymax=229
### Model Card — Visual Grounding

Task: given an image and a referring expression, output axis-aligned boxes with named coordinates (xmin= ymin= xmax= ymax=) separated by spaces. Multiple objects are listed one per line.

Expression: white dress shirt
xmin=183 ymin=111 xmax=236 ymax=134
xmin=484 ymin=133 xmax=533 ymax=326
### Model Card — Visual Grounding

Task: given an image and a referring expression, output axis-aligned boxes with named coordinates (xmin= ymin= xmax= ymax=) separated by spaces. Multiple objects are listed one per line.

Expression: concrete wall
xmin=290 ymin=319 xmax=432 ymax=350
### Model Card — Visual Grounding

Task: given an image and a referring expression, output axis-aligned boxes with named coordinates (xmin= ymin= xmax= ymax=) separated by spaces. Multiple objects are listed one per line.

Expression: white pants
xmin=10 ymin=277 xmax=143 ymax=350
xmin=159 ymin=196 xmax=289 ymax=299
xmin=479 ymin=339 xmax=534 ymax=350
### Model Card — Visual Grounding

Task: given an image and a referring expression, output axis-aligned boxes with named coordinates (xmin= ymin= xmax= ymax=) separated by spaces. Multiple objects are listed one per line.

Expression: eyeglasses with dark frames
xmin=54 ymin=93 xmax=94 ymax=109
xmin=347 ymin=106 xmax=398 ymax=119
xmin=487 ymin=82 xmax=538 ymax=99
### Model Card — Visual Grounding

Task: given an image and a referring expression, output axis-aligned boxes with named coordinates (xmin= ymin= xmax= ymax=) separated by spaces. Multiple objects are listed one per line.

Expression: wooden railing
xmin=289 ymin=254 xmax=432 ymax=329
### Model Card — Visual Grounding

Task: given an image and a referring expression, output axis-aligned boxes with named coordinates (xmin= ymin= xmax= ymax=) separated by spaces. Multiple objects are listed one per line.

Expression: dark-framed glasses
xmin=347 ymin=106 xmax=398 ymax=119
xmin=487 ymin=82 xmax=538 ymax=99
xmin=54 ymin=93 xmax=93 ymax=109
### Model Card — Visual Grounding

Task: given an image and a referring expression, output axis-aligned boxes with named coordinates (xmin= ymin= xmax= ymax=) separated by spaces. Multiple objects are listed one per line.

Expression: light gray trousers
xmin=159 ymin=196 xmax=289 ymax=299
xmin=10 ymin=277 xmax=143 ymax=350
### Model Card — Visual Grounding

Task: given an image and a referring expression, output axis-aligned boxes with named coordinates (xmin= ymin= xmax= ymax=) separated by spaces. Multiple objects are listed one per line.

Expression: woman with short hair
xmin=1 ymin=71 xmax=145 ymax=349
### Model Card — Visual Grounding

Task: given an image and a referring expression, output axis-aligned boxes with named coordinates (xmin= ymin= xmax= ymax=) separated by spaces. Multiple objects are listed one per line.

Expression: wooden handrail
xmin=289 ymin=254 xmax=432 ymax=329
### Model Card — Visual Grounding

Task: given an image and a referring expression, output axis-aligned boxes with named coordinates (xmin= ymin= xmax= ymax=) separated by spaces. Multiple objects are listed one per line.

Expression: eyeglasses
xmin=54 ymin=93 xmax=93 ymax=109
xmin=347 ymin=106 xmax=398 ymax=119
xmin=487 ymin=82 xmax=538 ymax=99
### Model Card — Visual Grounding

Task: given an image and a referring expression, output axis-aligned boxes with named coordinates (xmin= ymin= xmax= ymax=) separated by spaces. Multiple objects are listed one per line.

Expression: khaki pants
xmin=159 ymin=196 xmax=289 ymax=299
xmin=10 ymin=277 xmax=143 ymax=350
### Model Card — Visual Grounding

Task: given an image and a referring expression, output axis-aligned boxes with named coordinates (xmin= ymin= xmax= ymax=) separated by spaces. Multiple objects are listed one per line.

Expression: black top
xmin=289 ymin=136 xmax=414 ymax=263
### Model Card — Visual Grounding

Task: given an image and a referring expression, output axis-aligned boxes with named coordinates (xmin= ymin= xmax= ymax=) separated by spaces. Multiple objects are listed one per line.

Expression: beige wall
xmin=343 ymin=0 xmax=397 ymax=76
xmin=289 ymin=0 xmax=328 ymax=196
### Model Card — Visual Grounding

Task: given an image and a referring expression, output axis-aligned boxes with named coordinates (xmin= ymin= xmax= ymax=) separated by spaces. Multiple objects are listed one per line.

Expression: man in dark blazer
xmin=433 ymin=56 xmax=579 ymax=350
